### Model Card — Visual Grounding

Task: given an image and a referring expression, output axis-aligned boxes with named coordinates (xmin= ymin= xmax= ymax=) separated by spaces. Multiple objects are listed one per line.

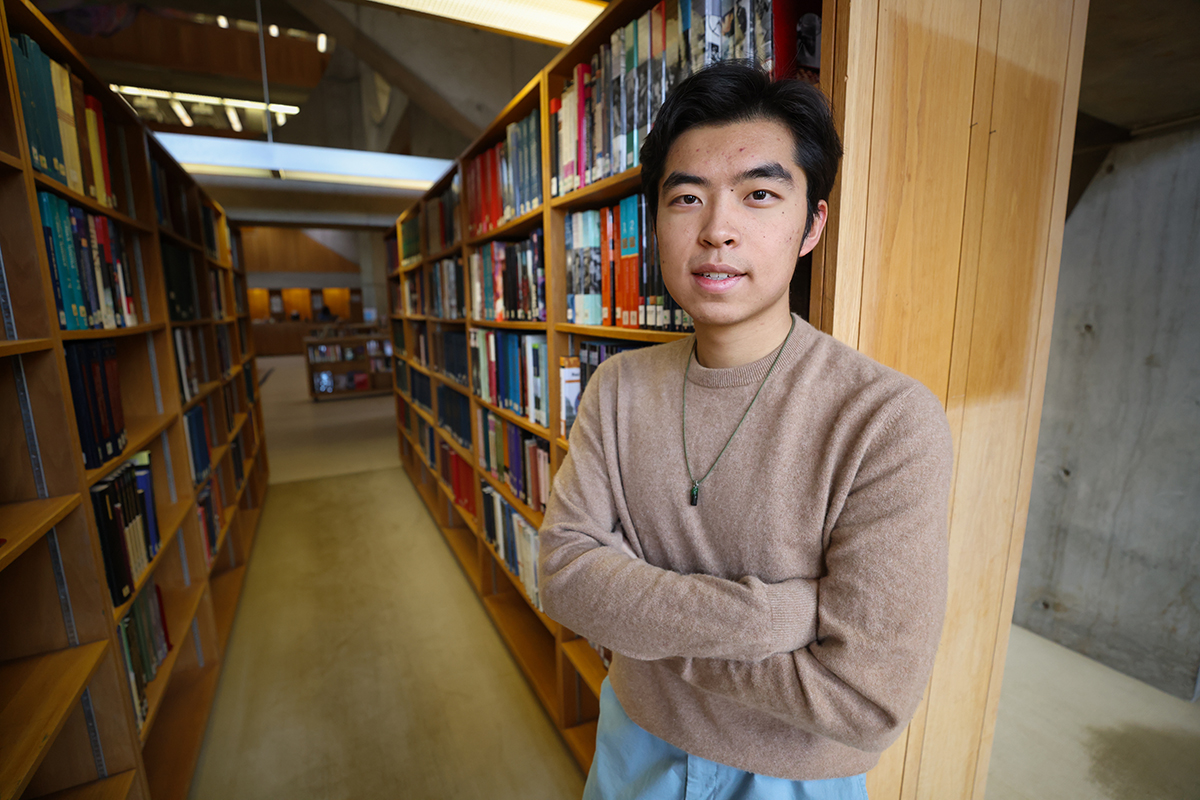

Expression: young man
xmin=539 ymin=62 xmax=953 ymax=799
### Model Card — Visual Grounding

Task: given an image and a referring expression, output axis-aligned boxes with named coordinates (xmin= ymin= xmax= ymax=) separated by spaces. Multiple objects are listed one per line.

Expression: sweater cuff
xmin=763 ymin=579 xmax=819 ymax=655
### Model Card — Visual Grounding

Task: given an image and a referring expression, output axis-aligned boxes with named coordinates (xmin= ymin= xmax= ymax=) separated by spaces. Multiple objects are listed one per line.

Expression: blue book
xmin=131 ymin=452 xmax=160 ymax=557
xmin=11 ymin=37 xmax=41 ymax=172
xmin=52 ymin=196 xmax=86 ymax=329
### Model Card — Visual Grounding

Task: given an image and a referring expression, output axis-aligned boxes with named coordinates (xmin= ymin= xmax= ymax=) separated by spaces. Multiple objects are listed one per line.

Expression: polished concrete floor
xmin=190 ymin=355 xmax=1199 ymax=799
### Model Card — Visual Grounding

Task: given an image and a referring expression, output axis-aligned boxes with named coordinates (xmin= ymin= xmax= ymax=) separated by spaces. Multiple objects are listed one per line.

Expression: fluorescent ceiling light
xmin=115 ymin=84 xmax=170 ymax=99
xmin=317 ymin=33 xmax=327 ymax=52
xmin=110 ymin=85 xmax=300 ymax=115
xmin=159 ymin=134 xmax=450 ymax=192
xmin=217 ymin=15 xmax=228 ymax=28
xmin=279 ymin=170 xmax=431 ymax=190
xmin=174 ymin=92 xmax=222 ymax=105
xmin=226 ymin=107 xmax=243 ymax=132
xmin=268 ymin=24 xmax=280 ymax=37
xmin=169 ymin=100 xmax=193 ymax=127
xmin=368 ymin=0 xmax=603 ymax=45
xmin=275 ymin=111 xmax=287 ymax=127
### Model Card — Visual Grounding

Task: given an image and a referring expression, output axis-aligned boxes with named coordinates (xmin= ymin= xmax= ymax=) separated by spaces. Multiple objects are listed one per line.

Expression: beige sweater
xmin=539 ymin=315 xmax=953 ymax=780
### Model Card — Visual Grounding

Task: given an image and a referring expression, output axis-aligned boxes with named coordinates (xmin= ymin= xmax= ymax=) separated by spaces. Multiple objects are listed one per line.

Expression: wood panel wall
xmin=821 ymin=1 xmax=1090 ymax=798
xmin=240 ymin=226 xmax=361 ymax=274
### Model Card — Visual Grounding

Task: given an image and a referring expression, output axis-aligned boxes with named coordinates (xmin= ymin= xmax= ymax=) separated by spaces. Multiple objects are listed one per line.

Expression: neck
xmin=693 ymin=308 xmax=795 ymax=368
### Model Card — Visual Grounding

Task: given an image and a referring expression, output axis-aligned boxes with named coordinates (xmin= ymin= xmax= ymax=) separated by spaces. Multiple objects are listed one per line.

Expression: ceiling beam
xmin=287 ymin=0 xmax=481 ymax=140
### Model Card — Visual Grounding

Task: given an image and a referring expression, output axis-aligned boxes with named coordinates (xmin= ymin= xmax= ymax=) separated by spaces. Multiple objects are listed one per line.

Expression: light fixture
xmin=275 ymin=111 xmax=287 ymax=127
xmin=169 ymin=100 xmax=194 ymax=127
xmin=216 ymin=15 xmax=229 ymax=28
xmin=367 ymin=0 xmax=604 ymax=46
xmin=317 ymin=33 xmax=327 ymax=53
xmin=268 ymin=24 xmax=279 ymax=37
xmin=110 ymin=85 xmax=301 ymax=117
xmin=226 ymin=106 xmax=243 ymax=132
xmin=173 ymin=92 xmax=222 ymax=105
xmin=278 ymin=170 xmax=432 ymax=190
xmin=180 ymin=164 xmax=274 ymax=178
xmin=115 ymin=84 xmax=171 ymax=99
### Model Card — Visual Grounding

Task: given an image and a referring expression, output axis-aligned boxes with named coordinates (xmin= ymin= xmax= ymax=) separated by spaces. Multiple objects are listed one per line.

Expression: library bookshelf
xmin=304 ymin=326 xmax=393 ymax=401
xmin=0 ymin=1 xmax=270 ymax=799
xmin=391 ymin=0 xmax=1087 ymax=796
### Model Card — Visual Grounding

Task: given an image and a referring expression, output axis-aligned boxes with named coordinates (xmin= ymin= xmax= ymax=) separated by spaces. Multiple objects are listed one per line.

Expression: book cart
xmin=0 ymin=1 xmax=270 ymax=798
xmin=304 ymin=325 xmax=393 ymax=401
xmin=391 ymin=0 xmax=1087 ymax=796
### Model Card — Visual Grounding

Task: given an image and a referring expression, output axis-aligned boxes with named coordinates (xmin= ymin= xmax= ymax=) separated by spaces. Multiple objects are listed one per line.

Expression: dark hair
xmin=640 ymin=61 xmax=842 ymax=238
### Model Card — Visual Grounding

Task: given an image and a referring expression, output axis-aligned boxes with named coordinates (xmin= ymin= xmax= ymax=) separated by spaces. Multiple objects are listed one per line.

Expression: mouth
xmin=692 ymin=266 xmax=744 ymax=292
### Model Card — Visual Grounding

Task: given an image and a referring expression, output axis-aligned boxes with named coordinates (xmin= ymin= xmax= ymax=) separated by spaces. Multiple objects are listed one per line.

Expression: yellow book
xmin=84 ymin=106 xmax=107 ymax=207
xmin=50 ymin=60 xmax=83 ymax=194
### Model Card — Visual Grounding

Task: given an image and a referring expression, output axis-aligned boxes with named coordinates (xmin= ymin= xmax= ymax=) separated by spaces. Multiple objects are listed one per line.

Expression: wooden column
xmin=820 ymin=1 xmax=1090 ymax=798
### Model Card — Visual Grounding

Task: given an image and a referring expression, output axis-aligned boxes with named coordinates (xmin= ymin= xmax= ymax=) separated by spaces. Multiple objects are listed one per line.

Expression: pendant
xmin=690 ymin=482 xmax=700 ymax=506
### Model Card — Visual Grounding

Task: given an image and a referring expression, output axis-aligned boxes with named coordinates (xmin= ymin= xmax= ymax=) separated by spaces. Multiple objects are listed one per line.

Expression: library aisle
xmin=188 ymin=361 xmax=583 ymax=799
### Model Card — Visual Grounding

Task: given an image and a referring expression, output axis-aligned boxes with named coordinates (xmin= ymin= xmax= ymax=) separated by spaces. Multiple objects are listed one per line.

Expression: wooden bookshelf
xmin=389 ymin=0 xmax=1085 ymax=795
xmin=304 ymin=329 xmax=393 ymax=401
xmin=0 ymin=2 xmax=272 ymax=798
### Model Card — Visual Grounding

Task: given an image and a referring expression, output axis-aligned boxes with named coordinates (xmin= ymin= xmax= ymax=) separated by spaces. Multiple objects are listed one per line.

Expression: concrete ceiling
xmin=1077 ymin=0 xmax=1200 ymax=132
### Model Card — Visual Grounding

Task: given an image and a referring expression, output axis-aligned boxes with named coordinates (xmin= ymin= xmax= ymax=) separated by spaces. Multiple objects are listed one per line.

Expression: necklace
xmin=682 ymin=317 xmax=795 ymax=506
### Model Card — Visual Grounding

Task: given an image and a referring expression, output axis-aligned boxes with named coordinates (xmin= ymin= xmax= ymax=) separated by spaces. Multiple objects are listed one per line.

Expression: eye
xmin=749 ymin=189 xmax=775 ymax=202
xmin=672 ymin=194 xmax=701 ymax=206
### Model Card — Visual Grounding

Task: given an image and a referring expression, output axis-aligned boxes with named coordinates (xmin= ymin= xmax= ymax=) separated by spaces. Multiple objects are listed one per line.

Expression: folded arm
xmin=538 ymin=365 xmax=818 ymax=662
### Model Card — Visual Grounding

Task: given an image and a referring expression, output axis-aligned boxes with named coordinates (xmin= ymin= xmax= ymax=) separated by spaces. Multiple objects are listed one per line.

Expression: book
xmin=64 ymin=340 xmax=127 ymax=469
xmin=466 ymin=107 xmax=542 ymax=237
xmin=559 ymin=356 xmax=581 ymax=438
xmin=467 ymin=231 xmax=544 ymax=322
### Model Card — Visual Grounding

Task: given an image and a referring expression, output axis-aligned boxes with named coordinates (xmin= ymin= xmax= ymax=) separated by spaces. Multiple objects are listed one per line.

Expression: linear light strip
xmin=368 ymin=0 xmax=603 ymax=45
xmin=110 ymin=85 xmax=300 ymax=115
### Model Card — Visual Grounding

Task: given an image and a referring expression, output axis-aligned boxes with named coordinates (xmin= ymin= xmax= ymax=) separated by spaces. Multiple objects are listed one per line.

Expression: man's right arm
xmin=538 ymin=363 xmax=817 ymax=663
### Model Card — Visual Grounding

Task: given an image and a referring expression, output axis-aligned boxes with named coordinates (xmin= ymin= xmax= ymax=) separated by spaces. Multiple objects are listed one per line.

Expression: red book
xmin=491 ymin=144 xmax=502 ymax=230
xmin=612 ymin=203 xmax=624 ymax=327
xmin=86 ymin=96 xmax=114 ymax=206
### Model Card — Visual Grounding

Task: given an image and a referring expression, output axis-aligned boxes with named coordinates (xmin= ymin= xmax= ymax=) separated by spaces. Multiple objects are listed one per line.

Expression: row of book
xmin=308 ymin=339 xmax=392 ymax=363
xmin=150 ymin=157 xmax=195 ymax=239
xmin=64 ymin=340 xmax=127 ymax=470
xmin=174 ymin=326 xmax=207 ymax=403
xmin=429 ymin=257 xmax=466 ymax=320
xmin=428 ymin=327 xmax=469 ymax=387
xmin=411 ymin=369 xmax=432 ymax=410
xmin=568 ymin=193 xmax=693 ymax=331
xmin=209 ymin=266 xmax=228 ymax=320
xmin=182 ymin=404 xmax=214 ymax=486
xmin=414 ymin=415 xmax=437 ymax=468
xmin=163 ymin=241 xmax=201 ymax=321
xmin=400 ymin=272 xmax=424 ymax=317
xmin=91 ymin=451 xmax=161 ymax=607
xmin=480 ymin=482 xmax=542 ymax=611
xmin=558 ymin=341 xmax=645 ymax=439
xmin=438 ymin=440 xmax=477 ymax=518
xmin=313 ymin=370 xmax=390 ymax=394
xmin=468 ymin=231 xmax=546 ymax=323
xmin=426 ymin=176 xmax=461 ymax=254
xmin=215 ymin=325 xmax=234 ymax=376
xmin=550 ymin=0 xmax=817 ymax=196
xmin=400 ymin=215 xmax=421 ymax=266
xmin=117 ymin=579 xmax=171 ymax=732
xmin=396 ymin=360 xmax=409 ymax=395
xmin=196 ymin=478 xmax=225 ymax=566
xmin=436 ymin=384 xmax=472 ymax=449
xmin=38 ymin=191 xmax=139 ymax=331
xmin=478 ymin=407 xmax=551 ymax=514
xmin=465 ymin=107 xmax=543 ymax=238
xmin=468 ymin=330 xmax=551 ymax=428
xmin=200 ymin=204 xmax=232 ymax=264
xmin=12 ymin=33 xmax=120 ymax=207
xmin=230 ymin=430 xmax=247 ymax=488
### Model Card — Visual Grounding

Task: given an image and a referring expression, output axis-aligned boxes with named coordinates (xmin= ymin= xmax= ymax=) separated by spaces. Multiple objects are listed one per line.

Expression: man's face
xmin=656 ymin=118 xmax=826 ymax=331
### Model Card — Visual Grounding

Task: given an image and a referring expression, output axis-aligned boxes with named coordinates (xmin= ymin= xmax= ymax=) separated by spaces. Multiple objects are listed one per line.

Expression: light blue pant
xmin=583 ymin=678 xmax=869 ymax=800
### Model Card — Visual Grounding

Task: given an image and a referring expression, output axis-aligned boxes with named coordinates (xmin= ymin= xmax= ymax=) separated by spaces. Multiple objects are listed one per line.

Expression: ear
xmin=798 ymin=199 xmax=829 ymax=258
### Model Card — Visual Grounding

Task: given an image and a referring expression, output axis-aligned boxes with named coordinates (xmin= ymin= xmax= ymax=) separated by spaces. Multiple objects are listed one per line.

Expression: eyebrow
xmin=660 ymin=162 xmax=795 ymax=192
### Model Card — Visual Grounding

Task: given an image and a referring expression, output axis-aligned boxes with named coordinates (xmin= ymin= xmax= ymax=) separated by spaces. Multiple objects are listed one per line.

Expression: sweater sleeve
xmin=661 ymin=387 xmax=953 ymax=752
xmin=538 ymin=361 xmax=818 ymax=662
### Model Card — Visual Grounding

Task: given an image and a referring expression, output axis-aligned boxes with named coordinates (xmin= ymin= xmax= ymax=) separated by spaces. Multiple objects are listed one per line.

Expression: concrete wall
xmin=1015 ymin=128 xmax=1200 ymax=700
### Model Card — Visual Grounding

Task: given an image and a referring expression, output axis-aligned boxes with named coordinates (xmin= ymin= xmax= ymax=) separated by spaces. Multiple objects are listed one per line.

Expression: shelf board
xmin=214 ymin=316 xmax=236 ymax=325
xmin=550 ymin=166 xmax=643 ymax=209
xmin=478 ymin=529 xmax=555 ymax=634
xmin=182 ymin=380 xmax=220 ymax=412
xmin=481 ymin=592 xmax=560 ymax=719
xmin=474 ymin=395 xmax=552 ymax=443
xmin=85 ymin=414 xmax=174 ymax=488
xmin=35 ymin=769 xmax=137 ymax=800
xmin=399 ymin=259 xmax=423 ymax=274
xmin=561 ymin=639 xmax=608 ymax=698
xmin=406 ymin=357 xmax=434 ymax=378
xmin=210 ymin=565 xmax=247 ymax=654
xmin=138 ymin=582 xmax=207 ymax=743
xmin=206 ymin=256 xmax=233 ymax=270
xmin=32 ymin=171 xmax=153 ymax=232
xmin=438 ymin=524 xmax=481 ymax=592
xmin=435 ymin=424 xmax=473 ymax=465
xmin=61 ymin=322 xmax=166 ymax=341
xmin=210 ymin=443 xmax=230 ymax=470
xmin=0 ymin=338 xmax=54 ymax=357
xmin=466 ymin=204 xmax=544 ymax=246
xmin=229 ymin=412 xmax=249 ymax=440
xmin=0 ymin=640 xmax=109 ymax=800
xmin=169 ymin=318 xmax=212 ymax=328
xmin=467 ymin=318 xmax=547 ymax=331
xmin=221 ymin=363 xmax=243 ymax=382
xmin=555 ymin=323 xmax=691 ymax=344
xmin=410 ymin=399 xmax=436 ymax=429
xmin=556 ymin=436 xmax=569 ymax=451
xmin=0 ymin=494 xmax=81 ymax=573
xmin=425 ymin=242 xmax=463 ymax=263
xmin=112 ymin=500 xmax=188 ymax=621
xmin=313 ymin=388 xmax=392 ymax=401
xmin=0 ymin=148 xmax=23 ymax=171
xmin=142 ymin=663 xmax=221 ymax=800
xmin=561 ymin=720 xmax=598 ymax=772
xmin=157 ymin=225 xmax=204 ymax=252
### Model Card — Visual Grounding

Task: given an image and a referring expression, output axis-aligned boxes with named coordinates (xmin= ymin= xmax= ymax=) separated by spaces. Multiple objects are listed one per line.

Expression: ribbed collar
xmin=684 ymin=314 xmax=812 ymax=388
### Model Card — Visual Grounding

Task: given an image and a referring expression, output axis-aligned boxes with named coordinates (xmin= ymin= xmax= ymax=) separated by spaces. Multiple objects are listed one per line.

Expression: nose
xmin=698 ymin=194 xmax=739 ymax=249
